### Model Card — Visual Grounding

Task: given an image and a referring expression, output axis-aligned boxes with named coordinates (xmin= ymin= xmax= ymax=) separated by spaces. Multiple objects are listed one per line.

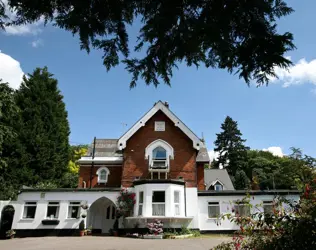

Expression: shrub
xmin=116 ymin=189 xmax=136 ymax=217
xmin=213 ymin=179 xmax=316 ymax=250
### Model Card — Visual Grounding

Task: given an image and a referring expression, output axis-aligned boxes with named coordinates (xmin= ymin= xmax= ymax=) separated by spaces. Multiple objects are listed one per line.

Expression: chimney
xmin=164 ymin=101 xmax=169 ymax=108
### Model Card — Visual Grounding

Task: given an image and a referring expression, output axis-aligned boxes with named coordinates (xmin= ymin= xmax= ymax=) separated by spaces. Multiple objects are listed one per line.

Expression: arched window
xmin=96 ymin=167 xmax=110 ymax=184
xmin=145 ymin=140 xmax=174 ymax=170
xmin=152 ymin=146 xmax=167 ymax=168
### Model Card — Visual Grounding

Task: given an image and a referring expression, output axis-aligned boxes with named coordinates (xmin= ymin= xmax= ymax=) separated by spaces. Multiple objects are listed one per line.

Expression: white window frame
xmin=46 ymin=202 xmax=60 ymax=219
xmin=67 ymin=201 xmax=81 ymax=219
xmin=22 ymin=202 xmax=37 ymax=219
xmin=138 ymin=191 xmax=144 ymax=216
xmin=208 ymin=201 xmax=220 ymax=218
xmin=145 ymin=139 xmax=174 ymax=171
xmin=96 ymin=167 xmax=110 ymax=184
xmin=174 ymin=191 xmax=181 ymax=216
xmin=152 ymin=191 xmax=166 ymax=216
xmin=214 ymin=183 xmax=223 ymax=191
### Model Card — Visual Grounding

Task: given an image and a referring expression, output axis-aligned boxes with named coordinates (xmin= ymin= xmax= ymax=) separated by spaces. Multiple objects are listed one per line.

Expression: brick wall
xmin=78 ymin=165 xmax=122 ymax=188
xmin=196 ymin=163 xmax=205 ymax=191
xmin=121 ymin=110 xmax=198 ymax=187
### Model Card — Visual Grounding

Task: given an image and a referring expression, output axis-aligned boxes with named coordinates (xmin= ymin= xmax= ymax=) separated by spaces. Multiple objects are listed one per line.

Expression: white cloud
xmin=2 ymin=0 xmax=44 ymax=35
xmin=262 ymin=146 xmax=284 ymax=157
xmin=31 ymin=39 xmax=43 ymax=48
xmin=0 ymin=51 xmax=24 ymax=89
xmin=271 ymin=57 xmax=316 ymax=89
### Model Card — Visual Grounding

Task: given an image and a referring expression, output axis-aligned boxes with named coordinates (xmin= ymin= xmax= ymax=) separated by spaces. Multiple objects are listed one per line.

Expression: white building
xmin=0 ymin=101 xmax=300 ymax=236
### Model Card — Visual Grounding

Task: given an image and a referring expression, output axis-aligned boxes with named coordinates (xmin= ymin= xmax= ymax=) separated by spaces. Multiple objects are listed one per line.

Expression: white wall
xmin=12 ymin=191 xmax=119 ymax=230
xmin=198 ymin=194 xmax=300 ymax=231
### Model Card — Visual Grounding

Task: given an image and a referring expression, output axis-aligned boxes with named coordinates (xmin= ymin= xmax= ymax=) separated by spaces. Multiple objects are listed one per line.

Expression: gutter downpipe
xmin=89 ymin=137 xmax=96 ymax=189
xmin=184 ymin=181 xmax=187 ymax=217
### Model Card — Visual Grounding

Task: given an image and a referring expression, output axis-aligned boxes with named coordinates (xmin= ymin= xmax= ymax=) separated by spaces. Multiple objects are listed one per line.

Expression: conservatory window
xmin=174 ymin=191 xmax=180 ymax=216
xmin=138 ymin=191 xmax=144 ymax=216
xmin=23 ymin=202 xmax=37 ymax=219
xmin=96 ymin=167 xmax=110 ymax=183
xmin=152 ymin=191 xmax=165 ymax=216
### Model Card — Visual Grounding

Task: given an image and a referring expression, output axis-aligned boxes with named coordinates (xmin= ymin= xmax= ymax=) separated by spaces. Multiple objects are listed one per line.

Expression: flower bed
xmin=144 ymin=219 xmax=163 ymax=239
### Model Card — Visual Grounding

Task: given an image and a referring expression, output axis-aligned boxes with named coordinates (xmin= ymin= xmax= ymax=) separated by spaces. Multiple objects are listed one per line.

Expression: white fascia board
xmin=118 ymin=101 xmax=204 ymax=150
xmin=78 ymin=157 xmax=123 ymax=164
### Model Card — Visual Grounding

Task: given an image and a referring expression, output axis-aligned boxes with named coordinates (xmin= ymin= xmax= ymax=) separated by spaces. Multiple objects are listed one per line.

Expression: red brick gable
xmin=121 ymin=110 xmax=198 ymax=187
xmin=78 ymin=165 xmax=122 ymax=188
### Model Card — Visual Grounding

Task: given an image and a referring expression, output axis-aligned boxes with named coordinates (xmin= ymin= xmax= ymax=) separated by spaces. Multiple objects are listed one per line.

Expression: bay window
xmin=138 ymin=191 xmax=144 ymax=216
xmin=174 ymin=191 xmax=180 ymax=216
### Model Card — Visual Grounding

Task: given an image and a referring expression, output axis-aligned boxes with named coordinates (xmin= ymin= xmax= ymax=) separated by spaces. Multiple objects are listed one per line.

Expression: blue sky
xmin=0 ymin=0 xmax=315 ymax=157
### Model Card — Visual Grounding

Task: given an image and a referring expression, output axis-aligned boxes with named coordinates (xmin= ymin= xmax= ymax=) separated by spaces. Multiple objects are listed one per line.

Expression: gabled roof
xmin=204 ymin=169 xmax=235 ymax=190
xmin=118 ymin=101 xmax=204 ymax=150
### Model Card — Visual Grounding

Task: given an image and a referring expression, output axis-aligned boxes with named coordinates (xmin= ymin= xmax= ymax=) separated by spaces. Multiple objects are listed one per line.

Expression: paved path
xmin=0 ymin=236 xmax=230 ymax=250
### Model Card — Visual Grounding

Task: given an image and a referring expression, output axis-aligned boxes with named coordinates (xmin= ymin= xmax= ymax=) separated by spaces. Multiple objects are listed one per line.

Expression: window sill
xmin=20 ymin=218 xmax=35 ymax=221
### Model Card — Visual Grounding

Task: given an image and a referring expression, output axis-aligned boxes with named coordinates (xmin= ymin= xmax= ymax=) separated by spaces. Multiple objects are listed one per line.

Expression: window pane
xmin=215 ymin=184 xmax=223 ymax=191
xmin=47 ymin=206 xmax=58 ymax=218
xmin=68 ymin=206 xmax=80 ymax=218
xmin=152 ymin=191 xmax=165 ymax=203
xmin=100 ymin=170 xmax=107 ymax=180
xmin=139 ymin=192 xmax=144 ymax=203
xmin=153 ymin=147 xmax=167 ymax=159
xmin=152 ymin=160 xmax=166 ymax=168
xmin=263 ymin=202 xmax=274 ymax=215
xmin=70 ymin=202 xmax=80 ymax=205
xmin=208 ymin=202 xmax=220 ymax=218
xmin=236 ymin=205 xmax=250 ymax=217
xmin=26 ymin=206 xmax=36 ymax=218
xmin=26 ymin=202 xmax=36 ymax=205
xmin=138 ymin=204 xmax=143 ymax=216
xmin=175 ymin=204 xmax=180 ymax=216
xmin=174 ymin=191 xmax=180 ymax=203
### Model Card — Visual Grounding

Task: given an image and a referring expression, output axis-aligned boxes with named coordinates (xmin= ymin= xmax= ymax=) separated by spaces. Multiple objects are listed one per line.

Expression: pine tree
xmin=214 ymin=116 xmax=249 ymax=176
xmin=15 ymin=67 xmax=70 ymax=186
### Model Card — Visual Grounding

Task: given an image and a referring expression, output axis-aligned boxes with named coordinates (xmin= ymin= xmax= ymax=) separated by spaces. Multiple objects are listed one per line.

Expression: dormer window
xmin=96 ymin=167 xmax=110 ymax=184
xmin=214 ymin=183 xmax=223 ymax=191
xmin=152 ymin=147 xmax=167 ymax=168
xmin=208 ymin=180 xmax=224 ymax=191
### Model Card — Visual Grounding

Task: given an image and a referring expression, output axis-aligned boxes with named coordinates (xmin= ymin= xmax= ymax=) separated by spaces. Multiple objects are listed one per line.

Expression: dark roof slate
xmin=86 ymin=139 xmax=122 ymax=157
